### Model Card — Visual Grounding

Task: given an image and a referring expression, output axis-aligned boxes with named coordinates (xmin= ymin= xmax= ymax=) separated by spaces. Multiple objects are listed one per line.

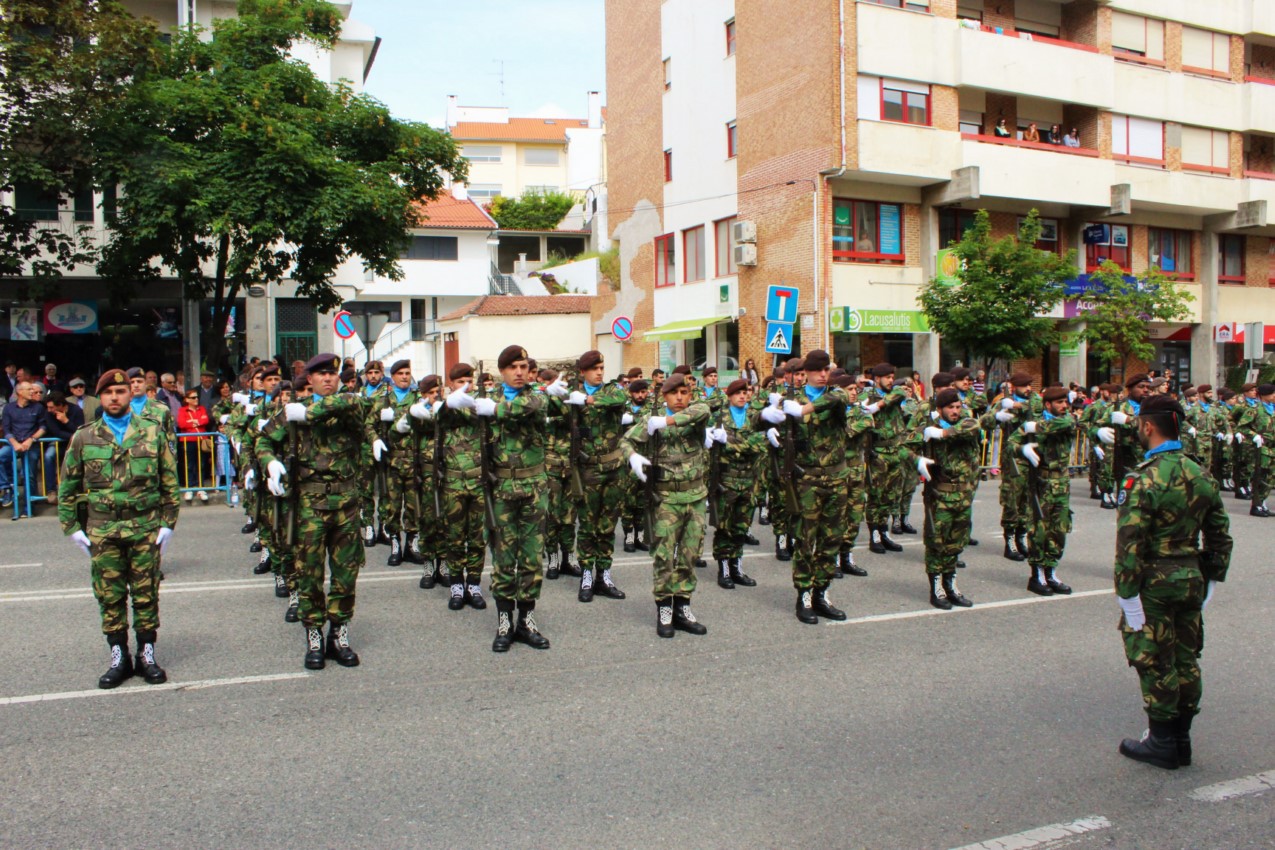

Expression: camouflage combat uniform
xmin=985 ymin=390 xmax=1043 ymax=540
xmin=434 ymin=397 xmax=488 ymax=591
xmin=486 ymin=384 xmax=552 ymax=602
xmin=789 ymin=384 xmax=851 ymax=590
xmin=838 ymin=402 xmax=873 ymax=559
xmin=1016 ymin=409 xmax=1076 ymax=579
xmin=710 ymin=401 xmax=766 ymax=563
xmin=1231 ymin=397 xmax=1265 ymax=497
xmin=543 ymin=392 xmax=577 ymax=567
xmin=359 ymin=382 xmax=389 ymax=535
xmin=864 ymin=384 xmax=911 ymax=528
xmin=618 ymin=400 xmax=646 ymax=547
xmin=572 ymin=379 xmax=631 ymax=583
xmin=906 ymin=416 xmax=981 ymax=577
xmin=368 ymin=387 xmax=423 ymax=545
xmin=1106 ymin=397 xmax=1146 ymax=489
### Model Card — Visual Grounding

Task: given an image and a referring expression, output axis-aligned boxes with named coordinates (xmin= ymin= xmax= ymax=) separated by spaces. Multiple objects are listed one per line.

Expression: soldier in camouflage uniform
xmin=431 ymin=364 xmax=489 ymax=611
xmin=1083 ymin=384 xmax=1115 ymax=503
xmin=622 ymin=373 xmax=710 ymax=637
xmin=834 ymin=375 xmax=871 ymax=578
xmin=985 ymin=372 xmax=1041 ymax=561
xmin=1096 ymin=373 xmax=1150 ymax=508
xmin=537 ymin=369 xmax=573 ymax=577
xmin=1230 ymin=382 xmax=1264 ymax=504
xmin=892 ymin=379 xmax=921 ymax=536
xmin=762 ymin=359 xmax=804 ymax=561
xmin=710 ymin=378 xmax=762 ymax=589
xmin=1244 ymin=383 xmax=1275 ymax=516
xmin=1114 ymin=394 xmax=1231 ymax=770
xmin=620 ymin=379 xmax=651 ymax=553
xmin=243 ymin=365 xmax=283 ymax=578
xmin=700 ymin=366 xmax=726 ymax=414
xmin=1012 ymin=386 xmax=1077 ymax=597
xmin=1216 ymin=387 xmax=1239 ymax=490
xmin=908 ymin=387 xmax=979 ymax=609
xmin=126 ymin=367 xmax=177 ymax=444
xmin=260 ymin=354 xmax=368 ymax=670
xmin=59 ymin=370 xmax=179 ymax=688
xmin=358 ymin=361 xmax=390 ymax=546
xmin=252 ymin=370 xmax=308 ymax=622
xmin=367 ymin=360 xmax=424 ymax=566
xmin=863 ymin=362 xmax=908 ymax=555
xmin=950 ymin=366 xmax=988 ymax=547
xmin=406 ymin=376 xmax=445 ymax=588
xmin=1185 ymin=384 xmax=1216 ymax=482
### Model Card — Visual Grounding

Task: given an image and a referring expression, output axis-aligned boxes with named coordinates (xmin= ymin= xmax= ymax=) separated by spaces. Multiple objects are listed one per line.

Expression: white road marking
xmin=0 ymin=563 xmax=44 ymax=569
xmin=827 ymin=588 xmax=1113 ymax=626
xmin=0 ymin=672 xmax=310 ymax=706
xmin=1188 ymin=770 xmax=1275 ymax=802
xmin=950 ymin=815 xmax=1112 ymax=850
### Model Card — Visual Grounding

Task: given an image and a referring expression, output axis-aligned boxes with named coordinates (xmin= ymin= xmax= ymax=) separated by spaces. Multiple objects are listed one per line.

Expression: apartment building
xmin=598 ymin=0 xmax=1275 ymax=387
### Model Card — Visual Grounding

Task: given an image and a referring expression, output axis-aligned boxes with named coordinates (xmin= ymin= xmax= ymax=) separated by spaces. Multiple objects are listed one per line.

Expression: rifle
xmin=1024 ymin=427 xmax=1044 ymax=524
xmin=707 ymin=407 xmax=723 ymax=528
xmin=1110 ymin=406 xmax=1130 ymax=486
xmin=432 ymin=400 xmax=444 ymax=518
xmin=921 ymin=436 xmax=939 ymax=541
xmin=567 ymin=372 xmax=586 ymax=500
xmin=779 ymin=381 xmax=801 ymax=516
xmin=1210 ymin=421 xmax=1225 ymax=485
xmin=476 ymin=361 xmax=498 ymax=532
xmin=644 ymin=423 xmax=661 ymax=545
xmin=285 ymin=420 xmax=299 ymax=548
xmin=374 ymin=400 xmax=389 ymax=505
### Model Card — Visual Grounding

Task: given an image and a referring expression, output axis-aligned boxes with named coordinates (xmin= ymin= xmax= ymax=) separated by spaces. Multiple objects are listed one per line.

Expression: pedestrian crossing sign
xmin=765 ymin=322 xmax=793 ymax=354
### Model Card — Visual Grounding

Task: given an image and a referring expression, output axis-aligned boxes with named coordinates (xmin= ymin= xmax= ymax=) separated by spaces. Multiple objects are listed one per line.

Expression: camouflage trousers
xmin=792 ymin=468 xmax=848 ymax=590
xmin=90 ymin=530 xmax=161 ymax=635
xmin=1088 ymin=445 xmax=1103 ymax=491
xmin=998 ymin=459 xmax=1030 ymax=533
xmin=442 ymin=483 xmax=488 ymax=584
xmin=359 ymin=445 xmax=376 ymax=529
xmin=575 ymin=466 xmax=624 ymax=573
xmin=415 ymin=474 xmax=442 ymax=562
xmin=651 ymin=496 xmax=703 ymax=600
xmin=1252 ymin=446 xmax=1274 ymax=503
xmin=898 ymin=459 xmax=919 ymax=517
xmin=1120 ymin=561 xmax=1206 ymax=721
xmin=1097 ymin=446 xmax=1116 ymax=493
xmin=710 ymin=481 xmax=753 ymax=560
xmin=490 ymin=490 xmax=548 ymax=601
xmin=1234 ymin=441 xmax=1255 ymax=491
xmin=378 ymin=465 xmax=418 ymax=536
xmin=839 ymin=464 xmax=866 ymax=552
xmin=619 ymin=475 xmax=644 ymax=536
xmin=1027 ymin=475 xmax=1072 ymax=570
xmin=922 ymin=485 xmax=973 ymax=576
xmin=866 ymin=446 xmax=906 ymax=526
xmin=543 ymin=463 xmax=577 ymax=554
xmin=260 ymin=497 xmax=298 ymax=592
xmin=766 ymin=459 xmax=791 ymax=536
xmin=295 ymin=492 xmax=365 ymax=629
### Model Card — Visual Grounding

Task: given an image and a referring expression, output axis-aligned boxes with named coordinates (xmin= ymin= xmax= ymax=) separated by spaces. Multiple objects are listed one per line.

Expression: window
xmin=726 ymin=121 xmax=738 ymax=158
xmin=1148 ymin=228 xmax=1193 ymax=278
xmin=881 ymin=80 xmax=930 ymax=126
xmin=1112 ymin=115 xmax=1164 ymax=165
xmin=1015 ymin=0 xmax=1061 ymax=38
xmin=864 ymin=0 xmax=931 ymax=10
xmin=663 ymin=58 xmax=671 ymax=90
xmin=1111 ymin=12 xmax=1165 ymax=62
xmin=664 ymin=149 xmax=673 ymax=182
xmin=682 ymin=226 xmax=706 ymax=282
xmin=101 ymin=184 xmax=117 ymax=221
xmin=73 ymin=184 xmax=94 ymax=223
xmin=1018 ymin=215 xmax=1061 ymax=254
xmin=524 ymin=185 xmax=559 ymax=194
xmin=461 ymin=145 xmax=502 ymax=163
xmin=524 ymin=148 xmax=560 ymax=166
xmin=1182 ymin=26 xmax=1230 ymax=76
xmin=466 ymin=184 xmax=502 ymax=199
xmin=725 ymin=19 xmax=736 ymax=56
xmin=939 ymin=208 xmax=977 ymax=248
xmin=655 ymin=234 xmax=676 ymax=287
xmin=13 ymin=181 xmax=59 ymax=221
xmin=715 ymin=216 xmax=738 ymax=277
xmin=832 ymin=199 xmax=904 ymax=263
xmin=402 ymin=235 xmax=459 ymax=261
xmin=1085 ymin=223 xmax=1130 ymax=271
xmin=1219 ymin=235 xmax=1245 ymax=283
xmin=1181 ymin=126 xmax=1230 ymax=173
xmin=958 ymin=110 xmax=983 ymax=135
xmin=957 ymin=1 xmax=982 ymax=22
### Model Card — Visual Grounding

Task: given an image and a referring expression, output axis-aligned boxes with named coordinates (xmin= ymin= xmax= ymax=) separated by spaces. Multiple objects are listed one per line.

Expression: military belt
xmin=930 ymin=482 xmax=963 ymax=494
xmin=419 ymin=462 xmax=435 ymax=477
xmin=655 ymin=477 xmax=704 ymax=493
xmin=492 ymin=463 xmax=546 ymax=480
xmin=797 ymin=461 xmax=846 ymax=480
xmin=545 ymin=457 xmax=568 ymax=471
xmin=88 ymin=505 xmax=151 ymax=521
xmin=298 ymin=478 xmax=357 ymax=495
xmin=580 ymin=448 xmax=624 ymax=467
xmin=1037 ymin=469 xmax=1068 ymax=479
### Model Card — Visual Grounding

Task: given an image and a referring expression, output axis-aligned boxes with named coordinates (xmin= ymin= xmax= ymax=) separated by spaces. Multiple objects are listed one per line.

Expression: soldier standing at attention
xmin=700 ymin=366 xmax=725 ymax=414
xmin=987 ymin=372 xmax=1040 ymax=562
xmin=262 ymin=354 xmax=368 ymax=670
xmin=407 ymin=375 xmax=445 ymax=588
xmin=863 ymin=363 xmax=908 ymax=555
xmin=1096 ymin=374 xmax=1151 ymax=505
xmin=1245 ymin=383 xmax=1274 ymax=517
xmin=59 ymin=370 xmax=179 ymax=688
xmin=433 ymin=364 xmax=488 ymax=612
xmin=1014 ymin=385 xmax=1077 ymax=596
xmin=834 ymin=374 xmax=871 ymax=578
xmin=710 ymin=378 xmax=761 ymax=590
xmin=620 ymin=379 xmax=652 ymax=553
xmin=909 ymin=388 xmax=978 ymax=610
xmin=538 ymin=368 xmax=574 ymax=576
xmin=1114 ymin=394 xmax=1231 ymax=770
xmin=1231 ymin=382 xmax=1265 ymax=505
xmin=623 ymin=373 xmax=711 ymax=637
xmin=358 ymin=361 xmax=389 ymax=547
xmin=369 ymin=360 xmax=423 ymax=567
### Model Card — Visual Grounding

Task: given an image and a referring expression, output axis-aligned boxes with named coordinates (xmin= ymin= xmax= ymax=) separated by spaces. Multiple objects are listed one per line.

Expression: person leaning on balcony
xmin=1063 ymin=127 xmax=1081 ymax=148
xmin=993 ymin=118 xmax=1011 ymax=138
xmin=1047 ymin=124 xmax=1063 ymax=145
xmin=1023 ymin=122 xmax=1041 ymax=143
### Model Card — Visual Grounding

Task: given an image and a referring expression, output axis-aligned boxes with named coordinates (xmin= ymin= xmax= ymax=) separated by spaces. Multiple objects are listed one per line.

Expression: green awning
xmin=643 ymin=315 xmax=730 ymax=342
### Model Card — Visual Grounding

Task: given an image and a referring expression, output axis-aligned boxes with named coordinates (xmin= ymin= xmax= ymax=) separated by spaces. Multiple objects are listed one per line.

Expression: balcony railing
xmin=961 ymin=133 xmax=1100 ymax=158
xmin=488 ymin=261 xmax=522 ymax=295
xmin=968 ymin=22 xmax=1099 ymax=54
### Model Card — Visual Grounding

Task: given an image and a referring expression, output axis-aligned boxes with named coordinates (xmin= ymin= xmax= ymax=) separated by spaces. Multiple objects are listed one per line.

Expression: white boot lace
xmin=307 ymin=628 xmax=322 ymax=651
xmin=109 ymin=645 xmax=124 ymax=668
xmin=800 ymin=590 xmax=812 ymax=609
xmin=658 ymin=605 xmax=673 ymax=626
xmin=601 ymin=569 xmax=617 ymax=588
xmin=334 ymin=623 xmax=350 ymax=649
xmin=141 ymin=643 xmax=156 ymax=665
xmin=467 ymin=584 xmax=483 ymax=600
xmin=450 ymin=582 xmax=464 ymax=598
xmin=676 ymin=603 xmax=697 ymax=623
xmin=522 ymin=613 xmax=540 ymax=634
xmin=580 ymin=570 xmax=594 ymax=590
xmin=497 ymin=612 xmax=512 ymax=635
xmin=288 ymin=590 xmax=298 ymax=606
xmin=932 ymin=577 xmax=948 ymax=600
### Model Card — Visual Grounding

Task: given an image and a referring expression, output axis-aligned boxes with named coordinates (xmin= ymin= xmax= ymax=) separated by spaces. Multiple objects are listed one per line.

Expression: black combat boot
xmin=812 ymin=585 xmax=847 ymax=621
xmin=730 ymin=557 xmax=756 ymax=586
xmin=559 ymin=547 xmax=583 ymax=577
xmin=514 ymin=601 xmax=551 ymax=649
xmin=634 ymin=530 xmax=649 ymax=551
xmin=1003 ymin=532 xmax=1026 ymax=561
xmin=745 ymin=532 xmax=760 ymax=545
xmin=362 ymin=524 xmax=376 ymax=547
xmin=325 ymin=622 xmax=360 ymax=667
xmin=596 ymin=569 xmax=626 ymax=599
xmin=843 ymin=550 xmax=867 ymax=577
xmin=253 ymin=547 xmax=271 ymax=574
xmin=304 ymin=626 xmax=324 ymax=669
xmin=1250 ymin=502 xmax=1271 ymax=517
xmin=387 ymin=534 xmax=403 ymax=567
xmin=776 ymin=533 xmax=792 ymax=561
xmin=928 ymin=574 xmax=952 ymax=610
xmin=1176 ymin=714 xmax=1194 ymax=766
xmin=249 ymin=534 xmax=263 ymax=555
xmin=1090 ymin=483 xmax=1102 ymax=500
xmin=404 ymin=533 xmax=425 ymax=565
xmin=693 ymin=556 xmax=707 ymax=569
xmin=897 ymin=512 xmax=917 ymax=534
xmin=942 ymin=572 xmax=973 ymax=607
xmin=465 ymin=582 xmax=486 ymax=610
xmin=544 ymin=547 xmax=560 ymax=580
xmin=891 ymin=517 xmax=903 ymax=535
xmin=1236 ymin=485 xmax=1251 ymax=500
xmin=868 ymin=527 xmax=886 ymax=554
xmin=759 ymin=504 xmax=770 ymax=526
xmin=1119 ymin=719 xmax=1180 ymax=770
xmin=878 ymin=525 xmax=903 ymax=552
xmin=273 ymin=573 xmax=288 ymax=598
xmin=656 ymin=599 xmax=675 ymax=638
xmin=448 ymin=581 xmax=465 ymax=610
xmin=673 ymin=597 xmax=707 ymax=635
xmin=968 ymin=536 xmax=979 ymax=546
xmin=1027 ymin=566 xmax=1054 ymax=596
xmin=578 ymin=569 xmax=595 ymax=603
xmin=98 ymin=633 xmax=134 ymax=690
xmin=795 ymin=589 xmax=818 ymax=624
xmin=284 ymin=590 xmax=300 ymax=623
xmin=492 ymin=599 xmax=515 ymax=653
xmin=1101 ymin=492 xmax=1116 ymax=509
xmin=833 ymin=551 xmax=845 ymax=579
xmin=376 ymin=523 xmax=391 ymax=546
xmin=133 ymin=631 xmax=167 ymax=684
xmin=1045 ymin=567 xmax=1072 ymax=595
xmin=241 ymin=519 xmax=256 ymax=535
xmin=1013 ymin=531 xmax=1030 ymax=560
xmin=786 ymin=536 xmax=796 ymax=560
xmin=420 ymin=559 xmax=439 ymax=589
xmin=717 ymin=559 xmax=735 ymax=589
xmin=622 ymin=527 xmax=636 ymax=553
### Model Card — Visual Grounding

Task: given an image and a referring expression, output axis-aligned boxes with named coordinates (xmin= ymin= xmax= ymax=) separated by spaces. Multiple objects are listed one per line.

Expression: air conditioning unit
xmin=732 ymin=220 xmax=757 ymax=243
xmin=734 ymin=243 xmax=758 ymax=266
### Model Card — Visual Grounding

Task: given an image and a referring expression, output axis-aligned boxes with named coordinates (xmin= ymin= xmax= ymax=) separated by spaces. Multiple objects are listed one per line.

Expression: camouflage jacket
xmin=864 ymin=385 xmax=911 ymax=449
xmin=1108 ymin=398 xmax=1146 ymax=466
xmin=366 ymin=387 xmax=422 ymax=472
xmin=132 ymin=396 xmax=177 ymax=445
xmin=957 ymin=389 xmax=990 ymax=416
xmin=621 ymin=401 xmax=711 ymax=505
xmin=1232 ymin=398 xmax=1267 ymax=438
xmin=487 ymin=385 xmax=551 ymax=499
xmin=1114 ymin=448 xmax=1232 ymax=598
xmin=716 ymin=403 xmax=767 ymax=488
xmin=1014 ymin=410 xmax=1076 ymax=474
xmin=58 ymin=412 xmax=180 ymax=539
xmin=432 ymin=398 xmax=485 ymax=494
xmin=904 ymin=417 xmax=982 ymax=489
xmin=983 ymin=392 xmax=1043 ymax=477
xmin=702 ymin=386 xmax=727 ymax=415
xmin=257 ymin=393 xmax=367 ymax=507
xmin=576 ymin=380 xmax=631 ymax=471
xmin=843 ymin=403 xmax=874 ymax=469
xmin=793 ymin=385 xmax=851 ymax=470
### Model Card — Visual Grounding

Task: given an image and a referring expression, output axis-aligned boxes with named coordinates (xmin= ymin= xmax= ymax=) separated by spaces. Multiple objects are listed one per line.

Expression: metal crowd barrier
xmin=978 ymin=428 xmax=1092 ymax=476
xmin=176 ymin=432 xmax=235 ymax=503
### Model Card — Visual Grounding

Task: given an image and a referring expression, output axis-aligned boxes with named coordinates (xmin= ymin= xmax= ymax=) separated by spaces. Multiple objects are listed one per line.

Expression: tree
xmin=95 ymin=0 xmax=468 ymax=373
xmin=488 ymin=189 xmax=576 ymax=231
xmin=0 ymin=0 xmax=159 ymax=289
xmin=1078 ymin=262 xmax=1195 ymax=379
xmin=919 ymin=210 xmax=1077 ymax=371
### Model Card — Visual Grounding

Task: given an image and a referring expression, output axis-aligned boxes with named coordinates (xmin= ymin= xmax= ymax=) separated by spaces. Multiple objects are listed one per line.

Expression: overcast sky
xmin=354 ymin=0 xmax=606 ymax=127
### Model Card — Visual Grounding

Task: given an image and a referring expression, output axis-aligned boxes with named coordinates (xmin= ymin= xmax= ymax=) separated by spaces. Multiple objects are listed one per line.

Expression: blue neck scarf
xmin=1145 ymin=440 xmax=1182 ymax=458
xmin=705 ymin=386 xmax=716 ymax=397
xmin=392 ymin=385 xmax=411 ymax=403
xmin=1127 ymin=399 xmax=1141 ymax=416
xmin=664 ymin=406 xmax=675 ymax=417
xmin=805 ymin=386 xmax=824 ymax=402
xmin=1199 ymin=401 xmax=1211 ymax=412
xmin=364 ymin=382 xmax=381 ymax=397
xmin=129 ymin=396 xmax=147 ymax=415
xmin=729 ymin=404 xmax=747 ymax=428
xmin=502 ymin=383 xmax=519 ymax=401
xmin=1013 ymin=393 xmax=1029 ymax=403
xmin=1043 ymin=411 xmax=1055 ymax=421
xmin=103 ymin=410 xmax=132 ymax=446
xmin=1264 ymin=401 xmax=1274 ymax=416
xmin=584 ymin=381 xmax=601 ymax=397
xmin=939 ymin=416 xmax=955 ymax=429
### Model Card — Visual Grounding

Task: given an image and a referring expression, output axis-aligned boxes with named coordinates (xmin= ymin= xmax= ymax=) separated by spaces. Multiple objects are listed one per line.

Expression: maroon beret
xmin=933 ymin=388 xmax=960 ymax=407
xmin=448 ymin=363 xmax=474 ymax=381
xmin=498 ymin=345 xmax=529 ymax=370
xmin=96 ymin=369 xmax=130 ymax=395
xmin=576 ymin=350 xmax=603 ymax=371
xmin=726 ymin=378 xmax=749 ymax=395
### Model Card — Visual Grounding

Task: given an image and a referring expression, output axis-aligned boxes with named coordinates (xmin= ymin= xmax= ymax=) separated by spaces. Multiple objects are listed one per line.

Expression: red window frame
xmin=714 ymin=216 xmax=738 ymax=277
xmin=1269 ymin=239 xmax=1275 ymax=286
xmin=726 ymin=121 xmax=737 ymax=158
xmin=1148 ymin=227 xmax=1194 ymax=280
xmin=655 ymin=234 xmax=675 ymax=287
xmin=832 ymin=199 xmax=905 ymax=264
xmin=1219 ymin=234 xmax=1245 ymax=283
xmin=663 ymin=149 xmax=672 ymax=182
xmin=880 ymin=81 xmax=930 ymax=126
xmin=683 ymin=225 xmax=706 ymax=283
xmin=1084 ymin=223 xmax=1130 ymax=272
xmin=725 ymin=19 xmax=736 ymax=56
xmin=1018 ymin=215 xmax=1062 ymax=255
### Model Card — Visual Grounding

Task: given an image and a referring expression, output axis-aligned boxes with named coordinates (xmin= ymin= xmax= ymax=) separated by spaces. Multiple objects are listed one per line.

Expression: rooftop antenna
xmin=492 ymin=60 xmax=505 ymax=104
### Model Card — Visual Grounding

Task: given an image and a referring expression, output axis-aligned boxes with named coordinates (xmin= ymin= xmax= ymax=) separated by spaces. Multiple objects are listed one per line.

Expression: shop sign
xmin=43 ymin=300 xmax=99 ymax=335
xmin=935 ymin=248 xmax=962 ymax=286
xmin=829 ymin=307 xmax=930 ymax=334
xmin=1058 ymin=332 xmax=1080 ymax=358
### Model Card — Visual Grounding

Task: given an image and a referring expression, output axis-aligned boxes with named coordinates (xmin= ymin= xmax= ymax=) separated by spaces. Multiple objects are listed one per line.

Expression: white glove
xmin=1094 ymin=445 xmax=1105 ymax=461
xmin=782 ymin=399 xmax=804 ymax=418
xmin=372 ymin=439 xmax=388 ymax=461
xmin=267 ymin=477 xmax=285 ymax=497
xmin=861 ymin=401 xmax=881 ymax=415
xmin=1001 ymin=398 xmax=1015 ymax=410
xmin=219 ymin=414 xmax=230 ymax=425
xmin=1021 ymin=444 xmax=1041 ymax=467
xmin=566 ymin=391 xmax=588 ymax=406
xmin=256 ymin=418 xmax=269 ymax=432
xmin=243 ymin=402 xmax=258 ymax=416
xmin=156 ymin=527 xmax=173 ymax=554
xmin=395 ymin=415 xmax=411 ymax=434
xmin=1235 ymin=433 xmax=1245 ymax=444
xmin=70 ymin=530 xmax=92 ymax=557
xmin=267 ymin=459 xmax=287 ymax=483
xmin=284 ymin=402 xmax=307 ymax=422
xmin=409 ymin=401 xmax=430 ymax=420
xmin=1068 ymin=391 xmax=1078 ymax=404
xmin=995 ymin=410 xmax=1014 ymax=423
xmin=231 ymin=439 xmax=242 ymax=456
xmin=1097 ymin=427 xmax=1116 ymax=445
xmin=923 ymin=426 xmax=944 ymax=442
xmin=760 ymin=406 xmax=786 ymax=425
xmin=474 ymin=397 xmax=497 ymax=417
xmin=545 ymin=377 xmax=569 ymax=398
xmin=243 ymin=468 xmax=256 ymax=490
xmin=711 ymin=427 xmax=728 ymax=444
xmin=446 ymin=387 xmax=475 ymax=410
xmin=1022 ymin=421 xmax=1037 ymax=434
xmin=232 ymin=393 xmax=249 ymax=405
xmin=1188 ymin=426 xmax=1197 ymax=438
xmin=647 ymin=416 xmax=668 ymax=435
xmin=432 ymin=400 xmax=444 ymax=415
xmin=930 ymin=410 xmax=940 ymax=422
xmin=1215 ymin=432 xmax=1225 ymax=442
xmin=767 ymin=427 xmax=782 ymax=448
xmin=1226 ymin=433 xmax=1235 ymax=445
xmin=380 ymin=407 xmax=395 ymax=422
xmin=629 ymin=452 xmax=651 ymax=482
xmin=1203 ymin=580 xmax=1217 ymax=610
xmin=768 ymin=393 xmax=783 ymax=407
xmin=704 ymin=429 xmax=715 ymax=449
xmin=1118 ymin=595 xmax=1146 ymax=631
xmin=1255 ymin=434 xmax=1266 ymax=448
xmin=916 ymin=456 xmax=935 ymax=482
xmin=621 ymin=412 xmax=634 ymax=425
xmin=1111 ymin=411 xmax=1129 ymax=426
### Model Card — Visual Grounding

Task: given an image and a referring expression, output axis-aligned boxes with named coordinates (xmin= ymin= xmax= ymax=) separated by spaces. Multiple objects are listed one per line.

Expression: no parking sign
xmin=333 ymin=310 xmax=356 ymax=340
xmin=612 ymin=315 xmax=633 ymax=342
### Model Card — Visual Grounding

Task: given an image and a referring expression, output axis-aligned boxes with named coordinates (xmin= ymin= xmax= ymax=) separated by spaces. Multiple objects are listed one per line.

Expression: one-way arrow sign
xmin=764 ymin=322 xmax=793 ymax=355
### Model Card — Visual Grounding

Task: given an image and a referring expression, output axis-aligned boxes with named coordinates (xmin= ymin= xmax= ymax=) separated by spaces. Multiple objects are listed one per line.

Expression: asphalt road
xmin=1 ymin=482 xmax=1272 ymax=849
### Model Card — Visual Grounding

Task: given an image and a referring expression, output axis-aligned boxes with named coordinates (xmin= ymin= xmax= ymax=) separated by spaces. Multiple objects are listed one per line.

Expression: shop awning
xmin=643 ymin=315 xmax=730 ymax=342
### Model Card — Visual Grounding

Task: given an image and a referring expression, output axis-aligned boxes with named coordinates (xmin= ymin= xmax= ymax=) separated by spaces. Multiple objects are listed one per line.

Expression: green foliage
xmin=1226 ymin=363 xmax=1275 ymax=390
xmin=918 ymin=210 xmax=1076 ymax=367
xmin=488 ymin=189 xmax=576 ymax=230
xmin=1079 ymin=263 xmax=1195 ymax=377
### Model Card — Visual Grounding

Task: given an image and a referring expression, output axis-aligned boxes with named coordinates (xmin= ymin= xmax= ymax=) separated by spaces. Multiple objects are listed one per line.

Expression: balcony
xmin=1245 ymin=78 xmax=1275 ymax=134
xmin=857 ymin=121 xmax=959 ymax=184
xmin=958 ymin=136 xmax=1114 ymax=207
xmin=955 ymin=22 xmax=1113 ymax=108
xmin=1113 ymin=165 xmax=1243 ymax=215
xmin=1112 ymin=61 xmax=1244 ymax=133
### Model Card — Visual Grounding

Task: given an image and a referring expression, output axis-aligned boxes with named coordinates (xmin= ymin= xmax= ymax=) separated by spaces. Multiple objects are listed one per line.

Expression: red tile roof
xmin=439 ymin=295 xmax=592 ymax=322
xmin=412 ymin=194 xmax=497 ymax=230
xmin=450 ymin=116 xmax=589 ymax=143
